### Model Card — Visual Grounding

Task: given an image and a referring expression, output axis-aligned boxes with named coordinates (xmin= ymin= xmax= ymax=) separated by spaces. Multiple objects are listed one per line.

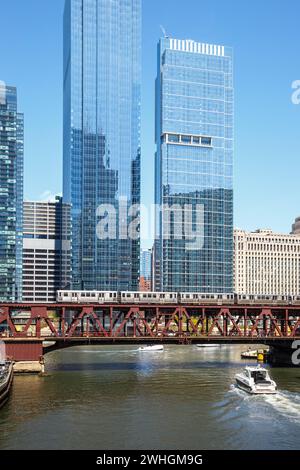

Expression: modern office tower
xmin=155 ymin=38 xmax=234 ymax=292
xmin=152 ymin=240 xmax=161 ymax=292
xmin=234 ymin=229 xmax=300 ymax=296
xmin=63 ymin=0 xmax=141 ymax=291
xmin=292 ymin=217 xmax=300 ymax=235
xmin=140 ymin=248 xmax=152 ymax=291
xmin=141 ymin=249 xmax=152 ymax=281
xmin=0 ymin=83 xmax=24 ymax=301
xmin=22 ymin=197 xmax=71 ymax=302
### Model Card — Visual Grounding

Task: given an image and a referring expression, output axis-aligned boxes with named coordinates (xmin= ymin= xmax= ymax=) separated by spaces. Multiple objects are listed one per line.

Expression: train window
xmin=122 ymin=293 xmax=125 ymax=297
xmin=134 ymin=294 xmax=139 ymax=298
xmin=63 ymin=293 xmax=68 ymax=297
xmin=109 ymin=293 xmax=112 ymax=298
xmin=126 ymin=294 xmax=131 ymax=298
xmin=143 ymin=294 xmax=147 ymax=298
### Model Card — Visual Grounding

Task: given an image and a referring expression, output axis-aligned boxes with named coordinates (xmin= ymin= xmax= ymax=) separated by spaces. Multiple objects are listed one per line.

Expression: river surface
xmin=0 ymin=345 xmax=300 ymax=450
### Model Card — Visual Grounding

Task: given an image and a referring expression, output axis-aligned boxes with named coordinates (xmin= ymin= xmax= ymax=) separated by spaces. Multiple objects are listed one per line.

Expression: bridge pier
xmin=3 ymin=339 xmax=45 ymax=373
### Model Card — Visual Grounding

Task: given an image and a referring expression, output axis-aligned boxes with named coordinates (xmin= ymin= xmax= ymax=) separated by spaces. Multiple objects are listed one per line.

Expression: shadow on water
xmin=49 ymin=361 xmax=254 ymax=372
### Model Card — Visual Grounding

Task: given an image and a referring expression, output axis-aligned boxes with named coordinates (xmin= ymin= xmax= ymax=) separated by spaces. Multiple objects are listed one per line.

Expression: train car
xmin=56 ymin=291 xmax=119 ymax=304
xmin=293 ymin=296 xmax=300 ymax=305
xmin=56 ymin=290 xmax=298 ymax=306
xmin=180 ymin=293 xmax=234 ymax=305
xmin=236 ymin=294 xmax=294 ymax=306
xmin=120 ymin=292 xmax=178 ymax=304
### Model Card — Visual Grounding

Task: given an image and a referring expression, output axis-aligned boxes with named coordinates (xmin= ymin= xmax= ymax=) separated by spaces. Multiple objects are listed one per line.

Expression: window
xmin=201 ymin=136 xmax=212 ymax=146
xmin=181 ymin=135 xmax=191 ymax=144
xmin=168 ymin=134 xmax=179 ymax=143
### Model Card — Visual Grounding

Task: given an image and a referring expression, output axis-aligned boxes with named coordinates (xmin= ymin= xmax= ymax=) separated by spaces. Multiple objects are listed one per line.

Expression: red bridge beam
xmin=0 ymin=303 xmax=300 ymax=340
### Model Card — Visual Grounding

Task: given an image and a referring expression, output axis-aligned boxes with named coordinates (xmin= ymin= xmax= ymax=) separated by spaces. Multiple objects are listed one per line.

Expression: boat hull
xmin=0 ymin=363 xmax=14 ymax=409
xmin=138 ymin=346 xmax=164 ymax=352
xmin=235 ymin=377 xmax=277 ymax=395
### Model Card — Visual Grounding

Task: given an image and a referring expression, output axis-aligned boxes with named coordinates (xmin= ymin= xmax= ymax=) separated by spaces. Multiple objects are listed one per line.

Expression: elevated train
xmin=56 ymin=290 xmax=300 ymax=306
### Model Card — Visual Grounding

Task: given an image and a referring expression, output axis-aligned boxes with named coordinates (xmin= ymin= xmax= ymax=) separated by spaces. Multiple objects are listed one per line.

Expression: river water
xmin=0 ymin=345 xmax=300 ymax=450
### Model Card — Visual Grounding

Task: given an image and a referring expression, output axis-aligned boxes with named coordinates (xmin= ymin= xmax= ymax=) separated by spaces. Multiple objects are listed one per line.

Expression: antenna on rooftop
xmin=160 ymin=25 xmax=168 ymax=38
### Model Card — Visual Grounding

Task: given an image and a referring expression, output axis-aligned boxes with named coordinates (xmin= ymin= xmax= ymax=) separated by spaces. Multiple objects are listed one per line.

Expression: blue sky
xmin=0 ymin=0 xmax=299 ymax=248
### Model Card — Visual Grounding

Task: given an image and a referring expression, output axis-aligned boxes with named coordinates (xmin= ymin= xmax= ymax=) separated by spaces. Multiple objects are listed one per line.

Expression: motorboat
xmin=240 ymin=348 xmax=268 ymax=360
xmin=196 ymin=344 xmax=220 ymax=348
xmin=138 ymin=345 xmax=164 ymax=352
xmin=0 ymin=361 xmax=14 ymax=408
xmin=241 ymin=348 xmax=259 ymax=359
xmin=235 ymin=365 xmax=277 ymax=395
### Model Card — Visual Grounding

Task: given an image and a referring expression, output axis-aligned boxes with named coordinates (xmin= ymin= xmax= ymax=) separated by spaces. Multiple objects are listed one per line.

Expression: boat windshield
xmin=251 ymin=370 xmax=271 ymax=384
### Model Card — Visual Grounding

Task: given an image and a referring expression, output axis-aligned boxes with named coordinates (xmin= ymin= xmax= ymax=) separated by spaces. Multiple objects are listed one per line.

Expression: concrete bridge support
xmin=4 ymin=339 xmax=44 ymax=373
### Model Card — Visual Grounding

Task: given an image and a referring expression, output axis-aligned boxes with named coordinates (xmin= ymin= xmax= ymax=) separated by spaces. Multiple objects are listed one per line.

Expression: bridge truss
xmin=1 ymin=303 xmax=300 ymax=342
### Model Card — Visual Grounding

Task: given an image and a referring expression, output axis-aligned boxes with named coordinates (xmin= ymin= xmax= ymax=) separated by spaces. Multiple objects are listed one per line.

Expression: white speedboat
xmin=235 ymin=365 xmax=277 ymax=395
xmin=138 ymin=345 xmax=164 ymax=352
xmin=196 ymin=344 xmax=220 ymax=348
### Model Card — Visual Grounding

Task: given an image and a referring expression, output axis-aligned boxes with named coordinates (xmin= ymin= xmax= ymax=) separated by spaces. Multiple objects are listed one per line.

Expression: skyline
xmin=0 ymin=0 xmax=299 ymax=249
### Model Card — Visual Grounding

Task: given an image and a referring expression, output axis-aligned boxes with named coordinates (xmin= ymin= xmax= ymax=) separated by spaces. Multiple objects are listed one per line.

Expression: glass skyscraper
xmin=63 ymin=0 xmax=141 ymax=291
xmin=155 ymin=38 xmax=234 ymax=293
xmin=141 ymin=249 xmax=152 ymax=281
xmin=0 ymin=83 xmax=24 ymax=301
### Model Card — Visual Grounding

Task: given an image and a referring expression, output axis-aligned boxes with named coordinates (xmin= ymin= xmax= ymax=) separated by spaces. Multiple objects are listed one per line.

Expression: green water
xmin=0 ymin=345 xmax=300 ymax=450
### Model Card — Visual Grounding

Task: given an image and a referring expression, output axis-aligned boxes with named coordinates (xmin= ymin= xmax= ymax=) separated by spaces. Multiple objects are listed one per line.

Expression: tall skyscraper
xmin=140 ymin=248 xmax=152 ymax=291
xmin=141 ymin=249 xmax=152 ymax=281
xmin=63 ymin=0 xmax=141 ymax=291
xmin=0 ymin=83 xmax=24 ymax=301
xmin=22 ymin=197 xmax=71 ymax=302
xmin=155 ymin=38 xmax=234 ymax=293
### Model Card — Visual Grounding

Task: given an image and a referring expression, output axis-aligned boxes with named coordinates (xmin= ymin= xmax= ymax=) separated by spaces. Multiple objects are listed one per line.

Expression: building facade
xmin=140 ymin=248 xmax=152 ymax=291
xmin=141 ymin=249 xmax=152 ymax=281
xmin=234 ymin=229 xmax=300 ymax=296
xmin=63 ymin=0 xmax=141 ymax=291
xmin=155 ymin=38 xmax=234 ymax=292
xmin=0 ymin=83 xmax=23 ymax=301
xmin=22 ymin=198 xmax=71 ymax=302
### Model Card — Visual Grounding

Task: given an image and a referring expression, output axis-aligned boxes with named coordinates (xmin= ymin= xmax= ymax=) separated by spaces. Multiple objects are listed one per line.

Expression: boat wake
xmin=229 ymin=384 xmax=300 ymax=422
xmin=264 ymin=391 xmax=300 ymax=421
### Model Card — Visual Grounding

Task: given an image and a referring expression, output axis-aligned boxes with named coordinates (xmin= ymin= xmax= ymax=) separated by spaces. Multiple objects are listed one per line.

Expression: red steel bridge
xmin=1 ymin=302 xmax=300 ymax=362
